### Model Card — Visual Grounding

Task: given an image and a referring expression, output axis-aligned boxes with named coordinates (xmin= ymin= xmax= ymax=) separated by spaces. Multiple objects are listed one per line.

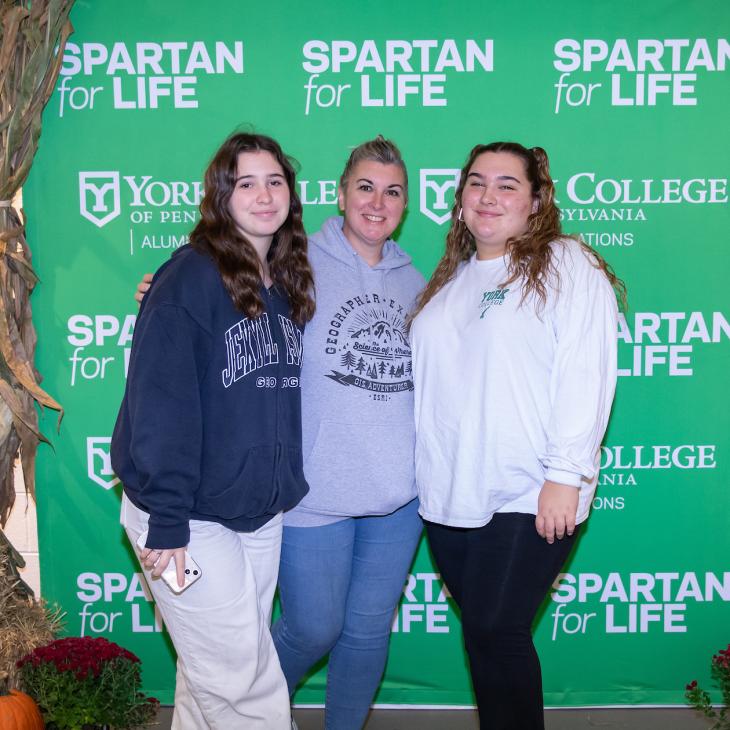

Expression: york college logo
xmin=86 ymin=437 xmax=119 ymax=490
xmin=79 ymin=172 xmax=120 ymax=228
xmin=419 ymin=168 xmax=460 ymax=225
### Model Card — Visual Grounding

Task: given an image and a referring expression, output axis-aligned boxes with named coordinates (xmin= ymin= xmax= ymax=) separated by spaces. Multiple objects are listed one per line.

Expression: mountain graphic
xmin=350 ymin=320 xmax=408 ymax=346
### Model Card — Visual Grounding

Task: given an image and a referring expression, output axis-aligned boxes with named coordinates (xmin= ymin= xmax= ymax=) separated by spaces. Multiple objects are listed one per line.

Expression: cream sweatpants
xmin=121 ymin=494 xmax=290 ymax=729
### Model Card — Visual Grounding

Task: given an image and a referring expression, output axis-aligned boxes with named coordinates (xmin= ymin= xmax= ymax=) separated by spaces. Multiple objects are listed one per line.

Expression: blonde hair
xmin=339 ymin=135 xmax=408 ymax=197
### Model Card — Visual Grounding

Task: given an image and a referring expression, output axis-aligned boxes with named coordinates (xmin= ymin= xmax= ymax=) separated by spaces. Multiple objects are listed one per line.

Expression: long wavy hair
xmin=189 ymin=132 xmax=315 ymax=324
xmin=411 ymin=142 xmax=625 ymax=319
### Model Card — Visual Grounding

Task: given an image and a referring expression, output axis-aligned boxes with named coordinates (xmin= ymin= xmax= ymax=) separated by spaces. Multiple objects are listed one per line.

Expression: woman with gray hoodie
xmin=270 ymin=137 xmax=424 ymax=729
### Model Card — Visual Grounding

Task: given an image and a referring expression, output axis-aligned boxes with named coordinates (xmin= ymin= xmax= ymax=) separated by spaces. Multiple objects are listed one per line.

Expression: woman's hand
xmin=535 ymin=480 xmax=579 ymax=544
xmin=139 ymin=545 xmax=187 ymax=588
xmin=134 ymin=273 xmax=153 ymax=305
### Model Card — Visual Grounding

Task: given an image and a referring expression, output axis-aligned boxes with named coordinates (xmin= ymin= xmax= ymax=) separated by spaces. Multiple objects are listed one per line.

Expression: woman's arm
xmin=536 ymin=244 xmax=619 ymax=542
xmin=123 ymin=304 xmax=206 ymax=550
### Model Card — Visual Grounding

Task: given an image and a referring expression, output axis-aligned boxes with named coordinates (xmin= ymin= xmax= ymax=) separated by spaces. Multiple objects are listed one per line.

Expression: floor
xmin=155 ymin=705 xmax=712 ymax=728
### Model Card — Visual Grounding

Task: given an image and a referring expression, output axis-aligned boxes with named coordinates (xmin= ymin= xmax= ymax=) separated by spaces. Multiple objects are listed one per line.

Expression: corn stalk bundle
xmin=0 ymin=0 xmax=73 ymax=528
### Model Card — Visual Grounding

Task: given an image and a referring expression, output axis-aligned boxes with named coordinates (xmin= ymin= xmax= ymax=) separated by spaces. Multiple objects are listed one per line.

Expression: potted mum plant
xmin=17 ymin=636 xmax=159 ymax=730
xmin=686 ymin=643 xmax=730 ymax=729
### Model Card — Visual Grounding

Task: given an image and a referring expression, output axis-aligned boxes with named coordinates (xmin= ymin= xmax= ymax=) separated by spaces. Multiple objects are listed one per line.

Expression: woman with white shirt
xmin=409 ymin=141 xmax=624 ymax=730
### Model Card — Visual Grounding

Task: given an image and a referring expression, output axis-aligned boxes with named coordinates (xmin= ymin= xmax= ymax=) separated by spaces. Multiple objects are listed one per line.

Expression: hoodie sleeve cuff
xmin=544 ymin=469 xmax=583 ymax=488
xmin=145 ymin=521 xmax=190 ymax=550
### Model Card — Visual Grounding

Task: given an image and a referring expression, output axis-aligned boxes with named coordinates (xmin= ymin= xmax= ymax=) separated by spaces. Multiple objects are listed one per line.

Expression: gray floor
xmin=156 ymin=705 xmax=712 ymax=728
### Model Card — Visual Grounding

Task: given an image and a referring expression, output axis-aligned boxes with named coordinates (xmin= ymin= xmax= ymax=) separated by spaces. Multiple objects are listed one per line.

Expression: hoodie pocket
xmin=196 ymin=445 xmax=306 ymax=519
xmin=302 ymin=420 xmax=416 ymax=515
xmin=272 ymin=445 xmax=309 ymax=513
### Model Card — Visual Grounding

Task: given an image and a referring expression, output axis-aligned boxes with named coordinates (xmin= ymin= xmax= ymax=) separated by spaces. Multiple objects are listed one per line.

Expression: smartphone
xmin=135 ymin=531 xmax=202 ymax=594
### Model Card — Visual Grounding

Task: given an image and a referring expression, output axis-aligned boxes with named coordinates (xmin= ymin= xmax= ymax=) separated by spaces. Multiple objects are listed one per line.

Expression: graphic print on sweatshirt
xmin=479 ymin=287 xmax=510 ymax=319
xmin=222 ymin=312 xmax=302 ymax=388
xmin=324 ymin=292 xmax=413 ymax=400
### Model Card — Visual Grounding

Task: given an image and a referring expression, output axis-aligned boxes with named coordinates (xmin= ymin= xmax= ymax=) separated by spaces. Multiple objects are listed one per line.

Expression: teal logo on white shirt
xmin=479 ymin=288 xmax=510 ymax=318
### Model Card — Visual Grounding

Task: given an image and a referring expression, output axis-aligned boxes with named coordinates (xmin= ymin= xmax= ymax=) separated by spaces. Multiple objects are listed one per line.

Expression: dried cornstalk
xmin=0 ymin=0 xmax=73 ymax=528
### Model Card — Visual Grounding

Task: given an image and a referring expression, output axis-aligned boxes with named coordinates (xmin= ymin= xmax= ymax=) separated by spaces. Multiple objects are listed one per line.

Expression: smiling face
xmin=227 ymin=150 xmax=290 ymax=254
xmin=461 ymin=151 xmax=538 ymax=260
xmin=338 ymin=160 xmax=407 ymax=265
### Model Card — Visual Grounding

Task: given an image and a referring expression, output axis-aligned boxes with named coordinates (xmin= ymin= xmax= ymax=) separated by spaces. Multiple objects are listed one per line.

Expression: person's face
xmin=339 ymin=160 xmax=407 ymax=262
xmin=227 ymin=151 xmax=290 ymax=248
xmin=460 ymin=151 xmax=538 ymax=259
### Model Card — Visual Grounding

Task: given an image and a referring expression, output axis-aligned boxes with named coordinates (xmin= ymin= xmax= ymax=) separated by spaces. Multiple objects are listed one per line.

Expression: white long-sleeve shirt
xmin=411 ymin=239 xmax=618 ymax=527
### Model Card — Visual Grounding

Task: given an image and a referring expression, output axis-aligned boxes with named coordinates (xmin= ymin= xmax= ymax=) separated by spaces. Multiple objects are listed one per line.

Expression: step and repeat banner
xmin=24 ymin=0 xmax=729 ymax=707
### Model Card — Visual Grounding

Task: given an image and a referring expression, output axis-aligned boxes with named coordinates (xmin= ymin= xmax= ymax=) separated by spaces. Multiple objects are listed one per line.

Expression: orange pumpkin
xmin=0 ymin=691 xmax=44 ymax=730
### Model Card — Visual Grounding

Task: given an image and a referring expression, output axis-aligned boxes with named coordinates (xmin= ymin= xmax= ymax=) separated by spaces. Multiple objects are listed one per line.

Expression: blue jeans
xmin=272 ymin=498 xmax=422 ymax=730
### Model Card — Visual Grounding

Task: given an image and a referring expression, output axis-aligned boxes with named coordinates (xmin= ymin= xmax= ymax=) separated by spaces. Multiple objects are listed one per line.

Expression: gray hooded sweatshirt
xmin=285 ymin=216 xmax=425 ymax=527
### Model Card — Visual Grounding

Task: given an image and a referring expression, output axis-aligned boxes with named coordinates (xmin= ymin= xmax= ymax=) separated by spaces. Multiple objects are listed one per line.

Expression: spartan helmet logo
xmin=79 ymin=172 xmax=121 ymax=228
xmin=419 ymin=168 xmax=461 ymax=225
xmin=86 ymin=436 xmax=120 ymax=490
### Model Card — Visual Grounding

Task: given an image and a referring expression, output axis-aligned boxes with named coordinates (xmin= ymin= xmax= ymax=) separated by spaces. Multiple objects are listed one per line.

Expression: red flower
xmin=17 ymin=636 xmax=142 ymax=678
xmin=685 ymin=680 xmax=698 ymax=691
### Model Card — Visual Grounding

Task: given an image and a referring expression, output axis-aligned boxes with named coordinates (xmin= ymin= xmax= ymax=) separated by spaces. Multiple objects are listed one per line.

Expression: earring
xmin=458 ymin=207 xmax=463 ymax=221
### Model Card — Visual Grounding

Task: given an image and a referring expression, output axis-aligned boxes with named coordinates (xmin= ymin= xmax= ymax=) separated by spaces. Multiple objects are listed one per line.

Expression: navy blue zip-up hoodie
xmin=111 ymin=245 xmax=308 ymax=549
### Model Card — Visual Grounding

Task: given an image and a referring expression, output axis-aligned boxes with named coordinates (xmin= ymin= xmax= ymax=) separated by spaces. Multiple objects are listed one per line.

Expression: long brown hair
xmin=412 ymin=142 xmax=625 ymax=319
xmin=190 ymin=132 xmax=315 ymax=324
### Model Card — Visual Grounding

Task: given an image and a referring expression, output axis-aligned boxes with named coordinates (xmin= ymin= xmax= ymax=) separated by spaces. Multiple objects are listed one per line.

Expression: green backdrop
xmin=24 ymin=0 xmax=730 ymax=707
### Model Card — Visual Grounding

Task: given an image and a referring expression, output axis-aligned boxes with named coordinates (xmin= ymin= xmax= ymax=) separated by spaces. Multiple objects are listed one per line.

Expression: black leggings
xmin=426 ymin=513 xmax=579 ymax=730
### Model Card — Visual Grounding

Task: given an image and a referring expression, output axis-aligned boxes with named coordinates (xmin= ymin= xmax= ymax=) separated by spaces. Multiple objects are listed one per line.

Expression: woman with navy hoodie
xmin=112 ymin=132 xmax=315 ymax=730
xmin=136 ymin=137 xmax=423 ymax=729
